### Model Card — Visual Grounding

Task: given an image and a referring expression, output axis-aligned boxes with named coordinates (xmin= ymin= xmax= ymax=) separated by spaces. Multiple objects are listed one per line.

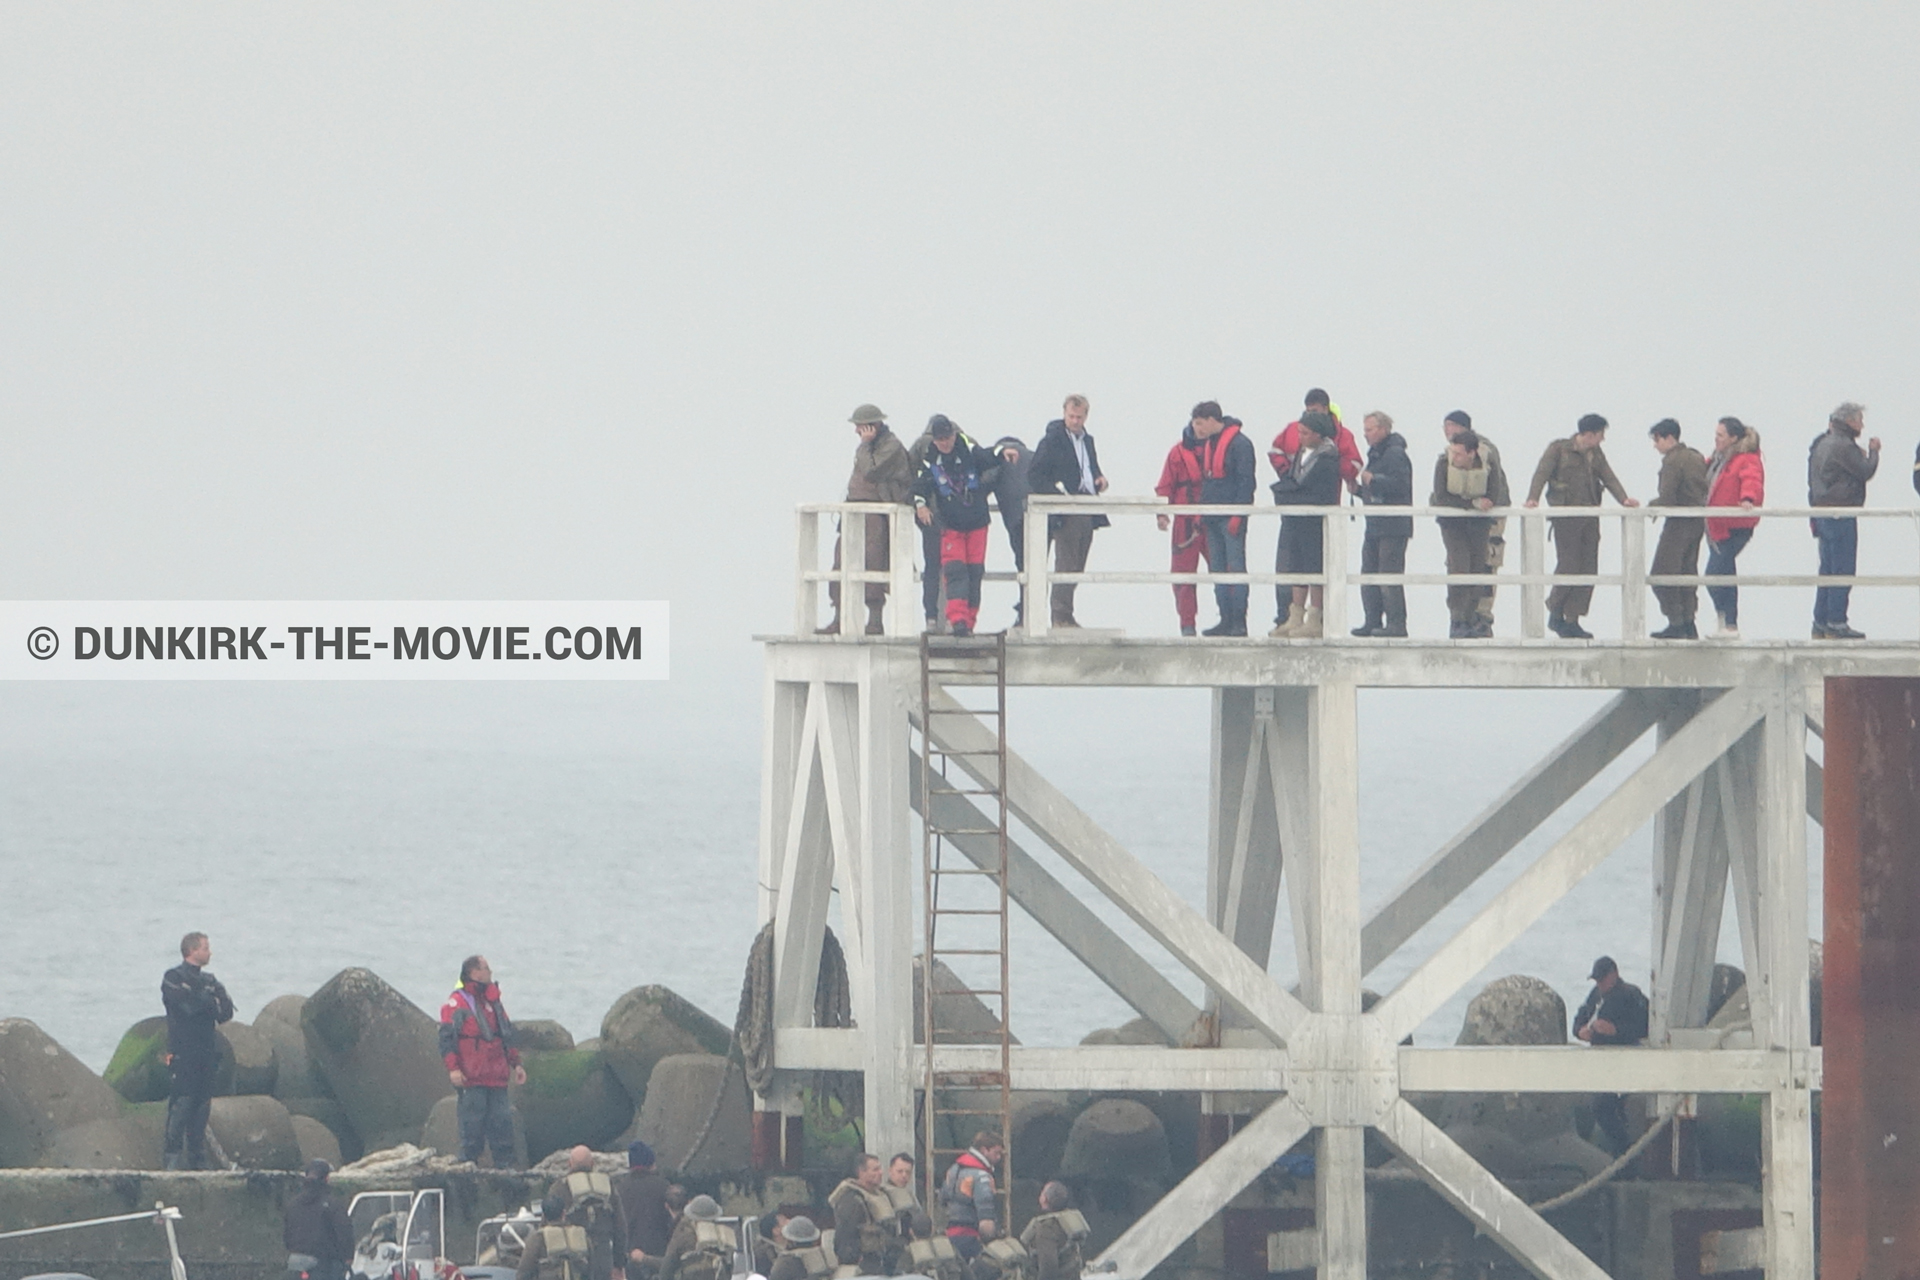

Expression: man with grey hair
xmin=1808 ymin=401 xmax=1880 ymax=639
xmin=1028 ymin=394 xmax=1108 ymax=628
xmin=1019 ymin=1183 xmax=1088 ymax=1280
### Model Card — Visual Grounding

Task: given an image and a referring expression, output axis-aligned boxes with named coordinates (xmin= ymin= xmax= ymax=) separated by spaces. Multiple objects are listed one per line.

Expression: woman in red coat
xmin=1704 ymin=417 xmax=1764 ymax=638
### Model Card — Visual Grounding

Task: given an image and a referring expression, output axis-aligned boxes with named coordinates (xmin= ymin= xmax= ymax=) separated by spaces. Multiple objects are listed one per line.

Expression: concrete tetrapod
xmin=218 ymin=1021 xmax=279 ymax=1096
xmin=631 ymin=1053 xmax=751 ymax=1175
xmin=302 ymin=968 xmax=452 ymax=1152
xmin=208 ymin=1095 xmax=302 ymax=1170
xmin=104 ymin=1015 xmax=234 ymax=1104
xmin=255 ymin=995 xmax=332 ymax=1101
xmin=0 ymin=1019 xmax=124 ymax=1168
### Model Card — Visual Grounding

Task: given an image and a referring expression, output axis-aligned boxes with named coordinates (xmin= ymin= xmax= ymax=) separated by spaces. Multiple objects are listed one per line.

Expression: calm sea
xmin=2 ymin=681 xmax=1791 ymax=1074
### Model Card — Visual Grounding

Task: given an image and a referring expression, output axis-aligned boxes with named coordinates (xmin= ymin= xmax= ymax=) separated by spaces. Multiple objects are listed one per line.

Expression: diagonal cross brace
xmin=920 ymin=689 xmax=1312 ymax=1044
xmin=1093 ymin=1097 xmax=1314 ymax=1280
xmin=909 ymin=746 xmax=1201 ymax=1042
xmin=1361 ymin=690 xmax=1662 ymax=977
xmin=1374 ymin=687 xmax=1766 ymax=1045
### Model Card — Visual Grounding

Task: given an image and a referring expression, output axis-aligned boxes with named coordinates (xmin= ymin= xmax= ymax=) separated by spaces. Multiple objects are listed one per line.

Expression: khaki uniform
xmin=830 ymin=1179 xmax=898 ymax=1276
xmin=770 ymin=1243 xmax=836 ymax=1280
xmin=831 ymin=424 xmax=914 ymax=618
xmin=1472 ymin=435 xmax=1508 ymax=623
xmin=1019 ymin=1212 xmax=1089 ymax=1280
xmin=547 ymin=1171 xmax=628 ymax=1280
xmin=519 ymin=1224 xmax=596 ymax=1280
xmin=967 ymin=1236 xmax=1031 ymax=1280
xmin=906 ymin=1235 xmax=970 ymax=1280
xmin=1650 ymin=444 xmax=1709 ymax=625
xmin=1527 ymin=437 xmax=1631 ymax=622
xmin=1432 ymin=453 xmax=1510 ymax=629
xmin=660 ymin=1217 xmax=737 ymax=1280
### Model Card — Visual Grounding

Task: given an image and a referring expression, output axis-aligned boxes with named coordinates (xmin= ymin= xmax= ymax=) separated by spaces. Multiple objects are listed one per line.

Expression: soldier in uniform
xmin=881 ymin=1154 xmax=920 ymax=1272
xmin=903 ymin=1211 xmax=968 ymax=1280
xmin=830 ymin=1152 xmax=899 ymax=1275
xmin=661 ymin=1195 xmax=736 ymax=1280
xmin=1647 ymin=418 xmax=1710 ymax=639
xmin=1019 ymin=1184 xmax=1089 ymax=1280
xmin=547 ymin=1145 xmax=628 ymax=1280
xmin=1524 ymin=414 xmax=1640 ymax=638
xmin=966 ymin=1234 xmax=1030 ymax=1280
xmin=518 ymin=1195 xmax=598 ymax=1280
xmin=768 ymin=1216 xmax=835 ymax=1280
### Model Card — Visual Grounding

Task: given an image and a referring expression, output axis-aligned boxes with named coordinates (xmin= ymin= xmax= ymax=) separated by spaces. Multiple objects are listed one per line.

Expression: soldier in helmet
xmin=1019 ymin=1184 xmax=1088 ymax=1280
xmin=518 ymin=1195 xmax=599 ymax=1280
xmin=965 ymin=1232 xmax=1030 ymax=1280
xmin=546 ymin=1145 xmax=629 ymax=1280
xmin=768 ymin=1215 xmax=835 ymax=1280
xmin=830 ymin=1151 xmax=900 ymax=1275
xmin=661 ymin=1195 xmax=736 ymax=1280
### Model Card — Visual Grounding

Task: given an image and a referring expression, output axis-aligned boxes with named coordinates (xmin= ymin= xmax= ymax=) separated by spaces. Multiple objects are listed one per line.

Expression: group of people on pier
xmin=823 ymin=394 xmax=1900 ymax=641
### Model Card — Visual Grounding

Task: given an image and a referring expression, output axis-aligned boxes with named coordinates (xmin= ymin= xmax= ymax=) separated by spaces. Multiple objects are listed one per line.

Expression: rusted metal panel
xmin=1822 ymin=677 xmax=1920 ymax=1279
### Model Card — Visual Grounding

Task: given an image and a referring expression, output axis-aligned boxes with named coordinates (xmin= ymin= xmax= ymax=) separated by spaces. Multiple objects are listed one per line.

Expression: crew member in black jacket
xmin=162 ymin=930 xmax=234 ymax=1169
xmin=1026 ymin=394 xmax=1107 ymax=628
xmin=284 ymin=1159 xmax=355 ymax=1280
xmin=913 ymin=416 xmax=1019 ymax=637
xmin=1354 ymin=412 xmax=1414 ymax=637
xmin=1573 ymin=955 xmax=1650 ymax=1153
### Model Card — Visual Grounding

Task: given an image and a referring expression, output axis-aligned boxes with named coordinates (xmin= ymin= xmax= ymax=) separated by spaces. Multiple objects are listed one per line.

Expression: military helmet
xmin=782 ymin=1215 xmax=821 ymax=1245
xmin=849 ymin=404 xmax=887 ymax=426
xmin=686 ymin=1194 xmax=722 ymax=1222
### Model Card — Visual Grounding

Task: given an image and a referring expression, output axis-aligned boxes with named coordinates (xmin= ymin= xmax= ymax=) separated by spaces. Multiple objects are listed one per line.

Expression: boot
xmin=1294 ymin=607 xmax=1323 ymax=639
xmin=1651 ymin=620 xmax=1689 ymax=640
xmin=1352 ymin=617 xmax=1382 ymax=637
xmin=1202 ymin=614 xmax=1247 ymax=637
xmin=1714 ymin=612 xmax=1740 ymax=639
xmin=864 ymin=604 xmax=886 ymax=636
xmin=815 ymin=609 xmax=841 ymax=636
xmin=1378 ymin=617 xmax=1408 ymax=638
xmin=1268 ymin=605 xmax=1297 ymax=638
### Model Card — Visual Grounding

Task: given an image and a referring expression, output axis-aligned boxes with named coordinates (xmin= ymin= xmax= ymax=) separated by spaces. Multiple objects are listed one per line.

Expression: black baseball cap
xmin=1588 ymin=955 xmax=1618 ymax=981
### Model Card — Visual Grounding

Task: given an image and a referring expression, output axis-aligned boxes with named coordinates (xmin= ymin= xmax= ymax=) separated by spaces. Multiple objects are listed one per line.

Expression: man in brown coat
xmin=1525 ymin=414 xmax=1640 ymax=639
xmin=822 ymin=404 xmax=913 ymax=636
xmin=1647 ymin=419 xmax=1709 ymax=639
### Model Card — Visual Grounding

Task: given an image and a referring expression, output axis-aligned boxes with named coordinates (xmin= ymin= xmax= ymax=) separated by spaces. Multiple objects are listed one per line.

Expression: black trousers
xmin=1360 ymin=531 xmax=1409 ymax=627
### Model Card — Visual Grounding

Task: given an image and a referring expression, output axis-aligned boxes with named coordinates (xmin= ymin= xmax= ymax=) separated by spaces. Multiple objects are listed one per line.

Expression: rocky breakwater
xmin=6 ymin=970 xmax=752 ymax=1177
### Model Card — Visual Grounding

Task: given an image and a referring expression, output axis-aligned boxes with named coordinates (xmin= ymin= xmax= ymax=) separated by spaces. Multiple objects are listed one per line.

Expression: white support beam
xmin=1375 ymin=1098 xmax=1609 ymax=1280
xmin=1717 ymin=742 xmax=1763 ymax=1033
xmin=923 ymin=689 xmax=1312 ymax=1045
xmin=859 ymin=657 xmax=916 ymax=1160
xmin=1093 ymin=1097 xmax=1314 ymax=1280
xmin=1268 ymin=701 xmax=1316 ymax=1002
xmin=758 ymin=678 xmax=809 ymax=924
xmin=909 ymin=746 xmax=1201 ymax=1041
xmin=773 ymin=691 xmax=833 ymax=1027
xmin=1755 ymin=686 xmax=1814 ymax=1280
xmin=1308 ymin=682 xmax=1364 ymax=1280
xmin=1374 ymin=688 xmax=1765 ymax=1045
xmin=1317 ymin=1126 xmax=1366 ymax=1280
xmin=1397 ymin=1046 xmax=1819 ymax=1094
xmin=1361 ymin=691 xmax=1661 ymax=976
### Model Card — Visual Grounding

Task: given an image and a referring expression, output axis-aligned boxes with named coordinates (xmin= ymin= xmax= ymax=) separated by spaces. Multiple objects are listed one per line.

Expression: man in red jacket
xmin=1155 ymin=420 xmax=1212 ymax=636
xmin=439 ymin=954 xmax=526 ymax=1166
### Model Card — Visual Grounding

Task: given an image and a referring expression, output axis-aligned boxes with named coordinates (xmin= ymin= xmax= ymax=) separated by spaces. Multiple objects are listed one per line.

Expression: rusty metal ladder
xmin=918 ymin=631 xmax=1012 ymax=1220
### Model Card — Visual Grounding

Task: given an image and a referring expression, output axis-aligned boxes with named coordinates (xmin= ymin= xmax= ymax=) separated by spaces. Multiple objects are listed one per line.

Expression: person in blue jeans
xmin=1190 ymin=401 xmax=1255 ymax=636
xmin=1702 ymin=417 xmax=1764 ymax=638
xmin=1806 ymin=402 xmax=1879 ymax=640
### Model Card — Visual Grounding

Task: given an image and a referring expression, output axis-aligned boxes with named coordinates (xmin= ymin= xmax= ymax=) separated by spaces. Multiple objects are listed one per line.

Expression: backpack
xmin=781 ymin=1244 xmax=835 ymax=1280
xmin=564 ymin=1170 xmax=615 ymax=1235
xmin=536 ymin=1224 xmax=593 ymax=1280
xmin=680 ymin=1220 xmax=737 ymax=1280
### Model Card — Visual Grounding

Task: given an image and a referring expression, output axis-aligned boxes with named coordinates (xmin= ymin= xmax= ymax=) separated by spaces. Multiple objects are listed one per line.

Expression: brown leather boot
xmin=864 ymin=604 xmax=886 ymax=636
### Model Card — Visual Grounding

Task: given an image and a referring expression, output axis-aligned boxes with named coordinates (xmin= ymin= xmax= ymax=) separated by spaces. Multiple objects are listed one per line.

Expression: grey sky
xmin=0 ymin=4 xmax=1893 ymax=1060
xmin=5 ymin=5 xmax=1917 ymax=713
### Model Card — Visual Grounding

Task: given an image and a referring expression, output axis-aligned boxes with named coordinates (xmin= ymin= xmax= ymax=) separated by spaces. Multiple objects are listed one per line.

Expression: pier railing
xmin=794 ymin=498 xmax=1920 ymax=641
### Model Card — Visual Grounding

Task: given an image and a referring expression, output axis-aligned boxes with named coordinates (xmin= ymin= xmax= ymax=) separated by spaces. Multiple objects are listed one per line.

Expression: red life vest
xmin=1202 ymin=423 xmax=1243 ymax=480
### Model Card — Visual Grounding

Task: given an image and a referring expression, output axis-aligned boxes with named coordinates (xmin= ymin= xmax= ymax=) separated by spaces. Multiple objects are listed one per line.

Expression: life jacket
xmin=678 ymin=1220 xmax=738 ymax=1280
xmin=939 ymin=1153 xmax=994 ymax=1229
xmin=909 ymin=1236 xmax=962 ymax=1270
xmin=536 ymin=1224 xmax=593 ymax=1280
xmin=882 ymin=1183 xmax=918 ymax=1218
xmin=1446 ymin=460 xmax=1490 ymax=502
xmin=1202 ymin=423 xmax=1244 ymax=481
xmin=1022 ymin=1210 xmax=1089 ymax=1277
xmin=779 ymin=1244 xmax=836 ymax=1280
xmin=564 ymin=1171 xmax=616 ymax=1236
xmin=831 ymin=1179 xmax=899 ymax=1256
xmin=980 ymin=1235 xmax=1031 ymax=1279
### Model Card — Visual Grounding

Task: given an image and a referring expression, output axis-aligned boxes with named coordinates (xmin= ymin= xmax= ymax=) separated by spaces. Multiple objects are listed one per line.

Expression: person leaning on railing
xmin=1703 ymin=417 xmax=1764 ymax=639
xmin=1028 ymin=394 xmax=1109 ymax=630
xmin=1807 ymin=401 xmax=1880 ymax=640
xmin=1432 ymin=428 xmax=1506 ymax=639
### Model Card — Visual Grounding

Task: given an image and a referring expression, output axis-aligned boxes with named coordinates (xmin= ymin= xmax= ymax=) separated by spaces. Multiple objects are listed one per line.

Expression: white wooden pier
xmin=758 ymin=497 xmax=1920 ymax=1279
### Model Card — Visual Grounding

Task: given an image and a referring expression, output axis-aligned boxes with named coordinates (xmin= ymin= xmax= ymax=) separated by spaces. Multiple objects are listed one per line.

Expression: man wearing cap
xmin=823 ymin=405 xmax=913 ymax=636
xmin=283 ymin=1159 xmax=354 ymax=1280
xmin=1525 ymin=415 xmax=1640 ymax=639
xmin=617 ymin=1141 xmax=674 ymax=1280
xmin=913 ymin=416 xmax=1021 ymax=637
xmin=1573 ymin=956 xmax=1650 ymax=1152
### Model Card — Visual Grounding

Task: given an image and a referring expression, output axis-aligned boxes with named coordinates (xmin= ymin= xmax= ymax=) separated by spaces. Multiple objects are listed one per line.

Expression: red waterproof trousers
xmin=1169 ymin=517 xmax=1214 ymax=628
xmin=941 ymin=526 xmax=990 ymax=629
